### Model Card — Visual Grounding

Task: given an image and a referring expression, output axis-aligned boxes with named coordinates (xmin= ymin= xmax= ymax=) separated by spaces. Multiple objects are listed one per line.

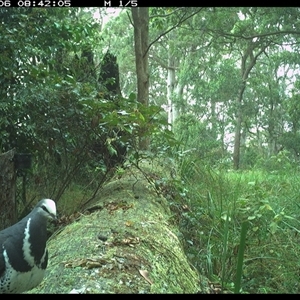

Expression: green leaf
xmin=269 ymin=222 xmax=278 ymax=234
xmin=129 ymin=93 xmax=136 ymax=101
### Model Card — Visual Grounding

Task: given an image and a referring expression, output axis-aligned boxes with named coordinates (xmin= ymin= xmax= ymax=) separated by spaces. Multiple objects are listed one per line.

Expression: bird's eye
xmin=41 ymin=205 xmax=50 ymax=214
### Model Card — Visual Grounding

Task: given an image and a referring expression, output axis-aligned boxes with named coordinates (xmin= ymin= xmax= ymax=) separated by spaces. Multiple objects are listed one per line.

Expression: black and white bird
xmin=0 ymin=199 xmax=57 ymax=294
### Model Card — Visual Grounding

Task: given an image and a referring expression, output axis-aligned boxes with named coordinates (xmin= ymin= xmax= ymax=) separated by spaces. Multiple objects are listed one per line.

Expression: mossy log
xmin=29 ymin=161 xmax=210 ymax=294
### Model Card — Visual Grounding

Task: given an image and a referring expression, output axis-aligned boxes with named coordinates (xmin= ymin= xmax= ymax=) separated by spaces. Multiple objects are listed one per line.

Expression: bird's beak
xmin=49 ymin=214 xmax=58 ymax=224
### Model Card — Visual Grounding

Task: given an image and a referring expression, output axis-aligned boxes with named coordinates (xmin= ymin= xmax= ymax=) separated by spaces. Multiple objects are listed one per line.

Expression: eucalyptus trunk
xmin=233 ymin=41 xmax=270 ymax=169
xmin=131 ymin=7 xmax=150 ymax=150
xmin=167 ymin=54 xmax=177 ymax=129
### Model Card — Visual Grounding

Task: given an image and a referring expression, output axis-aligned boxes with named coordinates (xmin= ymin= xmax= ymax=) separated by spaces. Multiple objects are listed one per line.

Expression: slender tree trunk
xmin=131 ymin=7 xmax=149 ymax=150
xmin=233 ymin=41 xmax=270 ymax=169
xmin=167 ymin=29 xmax=183 ymax=129
xmin=167 ymin=54 xmax=177 ymax=129
xmin=267 ymin=93 xmax=281 ymax=157
xmin=233 ymin=84 xmax=245 ymax=169
xmin=210 ymin=100 xmax=218 ymax=140
xmin=176 ymin=83 xmax=184 ymax=115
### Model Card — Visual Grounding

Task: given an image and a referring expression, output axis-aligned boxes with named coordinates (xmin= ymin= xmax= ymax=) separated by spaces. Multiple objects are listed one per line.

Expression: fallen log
xmin=29 ymin=161 xmax=210 ymax=293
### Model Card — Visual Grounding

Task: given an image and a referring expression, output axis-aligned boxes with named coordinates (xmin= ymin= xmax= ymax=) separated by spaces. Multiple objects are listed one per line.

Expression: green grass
xmin=174 ymin=156 xmax=300 ymax=294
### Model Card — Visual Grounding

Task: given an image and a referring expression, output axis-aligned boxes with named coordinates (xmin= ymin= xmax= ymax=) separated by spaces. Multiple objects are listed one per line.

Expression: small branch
xmin=213 ymin=29 xmax=300 ymax=41
xmin=144 ymin=8 xmax=204 ymax=58
xmin=126 ymin=10 xmax=133 ymax=27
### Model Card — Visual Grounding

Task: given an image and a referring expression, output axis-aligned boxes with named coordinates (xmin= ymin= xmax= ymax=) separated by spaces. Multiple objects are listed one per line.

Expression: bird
xmin=0 ymin=199 xmax=57 ymax=294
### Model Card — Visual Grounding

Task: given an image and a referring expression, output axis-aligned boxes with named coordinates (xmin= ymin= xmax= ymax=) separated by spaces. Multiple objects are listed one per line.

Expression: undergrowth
xmin=172 ymin=155 xmax=300 ymax=294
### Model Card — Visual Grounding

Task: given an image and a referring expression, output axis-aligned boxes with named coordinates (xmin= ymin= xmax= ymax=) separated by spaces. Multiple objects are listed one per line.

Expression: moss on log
xmin=29 ymin=161 xmax=210 ymax=294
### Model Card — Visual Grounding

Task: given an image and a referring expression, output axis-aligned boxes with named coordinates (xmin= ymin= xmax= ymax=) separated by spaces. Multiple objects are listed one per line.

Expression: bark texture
xmin=131 ymin=8 xmax=150 ymax=150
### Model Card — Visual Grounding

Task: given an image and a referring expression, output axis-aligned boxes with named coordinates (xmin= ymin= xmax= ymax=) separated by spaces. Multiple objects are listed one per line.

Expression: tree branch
xmin=213 ymin=29 xmax=300 ymax=41
xmin=144 ymin=7 xmax=204 ymax=58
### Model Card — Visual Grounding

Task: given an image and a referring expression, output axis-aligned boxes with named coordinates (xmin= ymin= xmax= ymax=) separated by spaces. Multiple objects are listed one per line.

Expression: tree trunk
xmin=131 ymin=7 xmax=150 ymax=150
xmin=233 ymin=85 xmax=245 ymax=170
xmin=176 ymin=84 xmax=184 ymax=115
xmin=167 ymin=54 xmax=177 ymax=129
xmin=232 ymin=41 xmax=270 ymax=169
xmin=0 ymin=149 xmax=17 ymax=230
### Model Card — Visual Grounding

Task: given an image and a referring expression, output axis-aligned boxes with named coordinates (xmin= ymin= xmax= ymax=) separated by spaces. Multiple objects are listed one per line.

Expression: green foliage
xmin=255 ymin=149 xmax=298 ymax=173
xmin=161 ymin=149 xmax=300 ymax=293
xmin=99 ymin=9 xmax=136 ymax=96
xmin=0 ymin=8 xmax=178 ymax=205
xmin=0 ymin=8 xmax=100 ymax=150
xmin=100 ymin=6 xmax=300 ymax=171
xmin=278 ymin=132 xmax=300 ymax=158
xmin=173 ymin=114 xmax=227 ymax=166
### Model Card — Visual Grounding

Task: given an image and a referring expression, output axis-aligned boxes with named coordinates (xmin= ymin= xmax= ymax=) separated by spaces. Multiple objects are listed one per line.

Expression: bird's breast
xmin=0 ymin=259 xmax=46 ymax=293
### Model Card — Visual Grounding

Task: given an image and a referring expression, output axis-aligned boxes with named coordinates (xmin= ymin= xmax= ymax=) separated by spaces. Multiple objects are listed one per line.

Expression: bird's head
xmin=36 ymin=199 xmax=57 ymax=221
